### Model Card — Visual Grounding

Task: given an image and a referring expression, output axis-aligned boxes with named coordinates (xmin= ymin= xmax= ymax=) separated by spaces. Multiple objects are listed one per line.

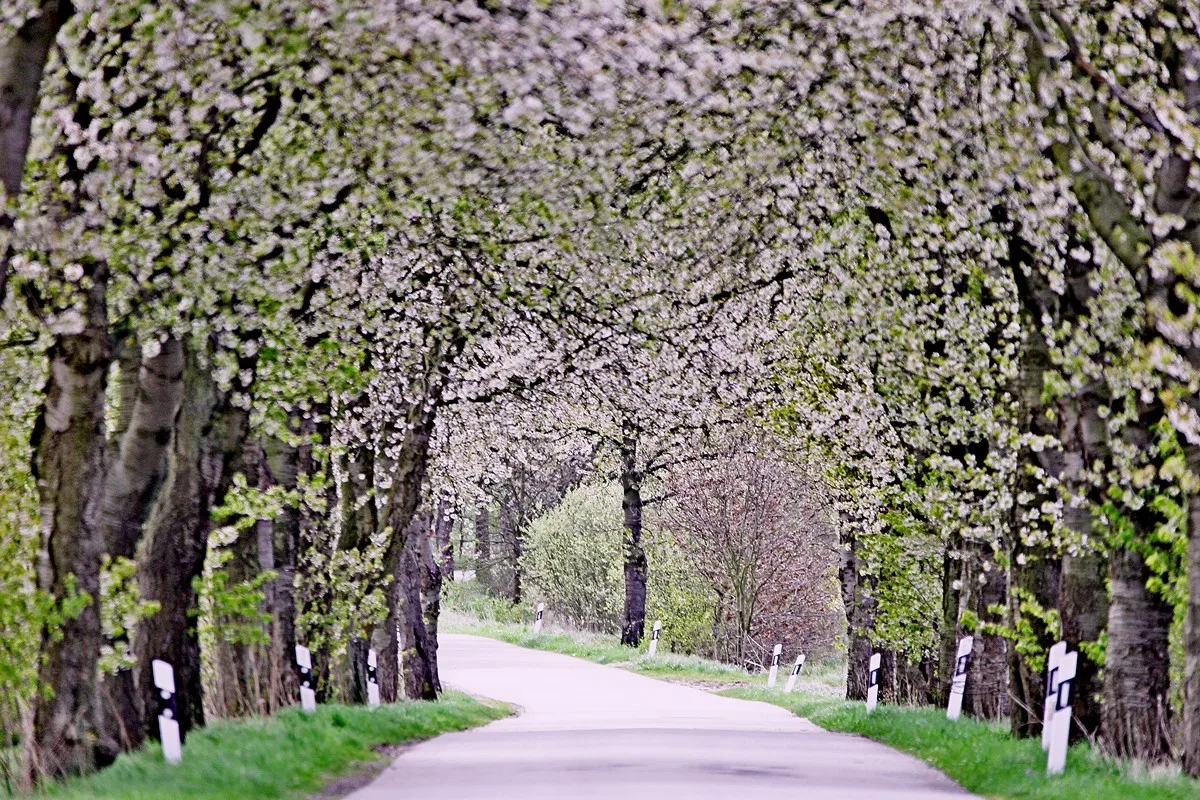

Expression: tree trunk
xmin=211 ymin=439 xmax=267 ymax=718
xmin=963 ymin=548 xmax=1007 ymax=720
xmin=96 ymin=335 xmax=183 ymax=754
xmin=937 ymin=531 xmax=963 ymax=707
xmin=397 ymin=512 xmax=437 ymax=700
xmin=846 ymin=538 xmax=878 ymax=702
xmin=135 ymin=342 xmax=251 ymax=742
xmin=0 ymin=0 xmax=71 ymax=306
xmin=1057 ymin=389 xmax=1109 ymax=741
xmin=419 ymin=514 xmax=444 ymax=693
xmin=26 ymin=265 xmax=111 ymax=779
xmin=1006 ymin=554 xmax=1060 ymax=738
xmin=1185 ymin=492 xmax=1200 ymax=776
xmin=263 ymin=433 xmax=299 ymax=711
xmin=435 ymin=503 xmax=454 ymax=582
xmin=475 ymin=505 xmax=491 ymax=592
xmin=1102 ymin=546 xmax=1173 ymax=763
xmin=374 ymin=584 xmax=399 ymax=704
xmin=620 ymin=437 xmax=647 ymax=646
xmin=344 ymin=637 xmax=371 ymax=706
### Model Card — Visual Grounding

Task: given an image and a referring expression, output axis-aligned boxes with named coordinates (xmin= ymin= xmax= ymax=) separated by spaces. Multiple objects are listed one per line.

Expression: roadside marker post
xmin=648 ymin=620 xmax=662 ymax=657
xmin=767 ymin=643 xmax=783 ymax=687
xmin=784 ymin=654 xmax=807 ymax=693
xmin=1042 ymin=641 xmax=1067 ymax=750
xmin=1047 ymin=651 xmax=1078 ymax=775
xmin=152 ymin=659 xmax=182 ymax=765
xmin=946 ymin=636 xmax=974 ymax=721
xmin=296 ymin=644 xmax=317 ymax=713
xmin=866 ymin=653 xmax=881 ymax=713
xmin=367 ymin=648 xmax=381 ymax=708
xmin=533 ymin=603 xmax=545 ymax=633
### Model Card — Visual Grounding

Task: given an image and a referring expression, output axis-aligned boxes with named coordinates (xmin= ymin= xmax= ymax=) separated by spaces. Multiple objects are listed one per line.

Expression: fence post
xmin=866 ymin=652 xmax=881 ymax=713
xmin=296 ymin=644 xmax=317 ymax=712
xmin=784 ymin=654 xmax=806 ymax=693
xmin=946 ymin=636 xmax=973 ymax=721
xmin=152 ymin=659 xmax=182 ymax=764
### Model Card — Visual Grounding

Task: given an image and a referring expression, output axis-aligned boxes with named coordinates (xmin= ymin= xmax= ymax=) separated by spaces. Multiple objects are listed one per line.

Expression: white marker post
xmin=367 ymin=648 xmax=380 ymax=708
xmin=866 ymin=652 xmax=882 ymax=713
xmin=1047 ymin=650 xmax=1078 ymax=775
xmin=533 ymin=602 xmax=545 ymax=633
xmin=1042 ymin=641 xmax=1067 ymax=750
xmin=648 ymin=620 xmax=662 ymax=657
xmin=946 ymin=636 xmax=974 ymax=721
xmin=784 ymin=654 xmax=807 ymax=693
xmin=296 ymin=644 xmax=317 ymax=713
xmin=152 ymin=659 xmax=182 ymax=765
xmin=767 ymin=643 xmax=783 ymax=687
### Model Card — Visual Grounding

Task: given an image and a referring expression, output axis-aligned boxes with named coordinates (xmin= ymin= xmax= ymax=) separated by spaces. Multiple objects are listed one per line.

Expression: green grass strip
xmin=723 ymin=688 xmax=1200 ymax=799
xmin=40 ymin=692 xmax=508 ymax=799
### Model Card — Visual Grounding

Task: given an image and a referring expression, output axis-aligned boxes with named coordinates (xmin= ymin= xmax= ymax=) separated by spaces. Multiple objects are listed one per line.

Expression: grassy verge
xmin=724 ymin=687 xmax=1200 ymax=800
xmin=38 ymin=692 xmax=508 ymax=800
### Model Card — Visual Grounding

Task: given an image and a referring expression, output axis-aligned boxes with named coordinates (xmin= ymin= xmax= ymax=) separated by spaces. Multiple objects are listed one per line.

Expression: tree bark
xmin=0 ymin=0 xmax=71 ymax=306
xmin=474 ymin=505 xmax=491 ymax=592
xmin=620 ymin=436 xmax=647 ymax=646
xmin=1102 ymin=546 xmax=1173 ymax=763
xmin=96 ymin=335 xmax=183 ymax=754
xmin=937 ymin=531 xmax=963 ymax=707
xmin=263 ymin=432 xmax=299 ymax=711
xmin=1185 ymin=492 xmax=1200 ymax=776
xmin=963 ymin=549 xmax=1007 ymax=720
xmin=211 ymin=439 xmax=267 ymax=718
xmin=419 ymin=512 xmax=444 ymax=693
xmin=134 ymin=341 xmax=251 ymax=742
xmin=26 ymin=264 xmax=111 ymax=779
xmin=397 ymin=511 xmax=437 ymax=700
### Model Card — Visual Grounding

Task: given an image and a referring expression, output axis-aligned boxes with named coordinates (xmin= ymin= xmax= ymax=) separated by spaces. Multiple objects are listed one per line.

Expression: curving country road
xmin=347 ymin=634 xmax=975 ymax=799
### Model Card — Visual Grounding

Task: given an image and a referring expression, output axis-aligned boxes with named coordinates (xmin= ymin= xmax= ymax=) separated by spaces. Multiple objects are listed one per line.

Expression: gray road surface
xmin=346 ymin=633 xmax=975 ymax=799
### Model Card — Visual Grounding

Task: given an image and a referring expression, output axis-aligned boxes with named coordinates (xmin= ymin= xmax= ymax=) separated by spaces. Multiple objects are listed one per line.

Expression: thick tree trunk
xmin=937 ymin=532 xmax=963 ymax=707
xmin=1102 ymin=547 xmax=1173 ymax=763
xmin=135 ymin=342 xmax=251 ymax=742
xmin=1186 ymin=493 xmax=1200 ymax=776
xmin=96 ymin=335 xmax=183 ymax=753
xmin=344 ymin=636 xmax=371 ymax=705
xmin=419 ymin=514 xmax=444 ymax=693
xmin=26 ymin=267 xmax=111 ymax=779
xmin=620 ymin=437 xmax=647 ymax=647
xmin=846 ymin=541 xmax=878 ymax=702
xmin=0 ymin=0 xmax=71 ymax=306
xmin=1057 ymin=391 xmax=1109 ymax=741
xmin=397 ymin=512 xmax=437 ymax=700
xmin=263 ymin=433 xmax=299 ymax=711
xmin=374 ymin=584 xmax=399 ymax=704
xmin=211 ymin=440 xmax=267 ymax=718
xmin=963 ymin=549 xmax=1007 ymax=720
xmin=1006 ymin=555 xmax=1060 ymax=738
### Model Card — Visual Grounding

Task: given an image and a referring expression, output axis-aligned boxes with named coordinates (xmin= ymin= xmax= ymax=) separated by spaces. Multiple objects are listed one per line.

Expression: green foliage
xmin=725 ymin=688 xmax=1200 ymax=799
xmin=98 ymin=556 xmax=160 ymax=674
xmin=441 ymin=580 xmax=530 ymax=625
xmin=43 ymin=694 xmax=509 ymax=799
xmin=521 ymin=485 xmax=625 ymax=630
xmin=195 ymin=555 xmax=276 ymax=649
xmin=520 ymin=483 xmax=715 ymax=652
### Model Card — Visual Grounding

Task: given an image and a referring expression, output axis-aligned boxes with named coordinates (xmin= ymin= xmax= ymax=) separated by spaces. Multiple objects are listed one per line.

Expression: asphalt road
xmin=346 ymin=633 xmax=975 ymax=799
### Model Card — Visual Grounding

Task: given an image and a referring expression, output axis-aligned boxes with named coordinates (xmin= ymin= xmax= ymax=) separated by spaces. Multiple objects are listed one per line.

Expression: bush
xmin=521 ymin=484 xmax=716 ymax=652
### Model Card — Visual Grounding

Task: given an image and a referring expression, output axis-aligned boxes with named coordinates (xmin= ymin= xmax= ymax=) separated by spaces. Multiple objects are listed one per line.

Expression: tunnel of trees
xmin=2 ymin=0 xmax=1200 ymax=787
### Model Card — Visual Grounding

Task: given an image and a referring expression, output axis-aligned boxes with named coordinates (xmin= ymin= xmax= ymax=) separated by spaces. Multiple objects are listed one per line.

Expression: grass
xmin=36 ymin=692 xmax=508 ymax=800
xmin=724 ymin=687 xmax=1200 ymax=800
